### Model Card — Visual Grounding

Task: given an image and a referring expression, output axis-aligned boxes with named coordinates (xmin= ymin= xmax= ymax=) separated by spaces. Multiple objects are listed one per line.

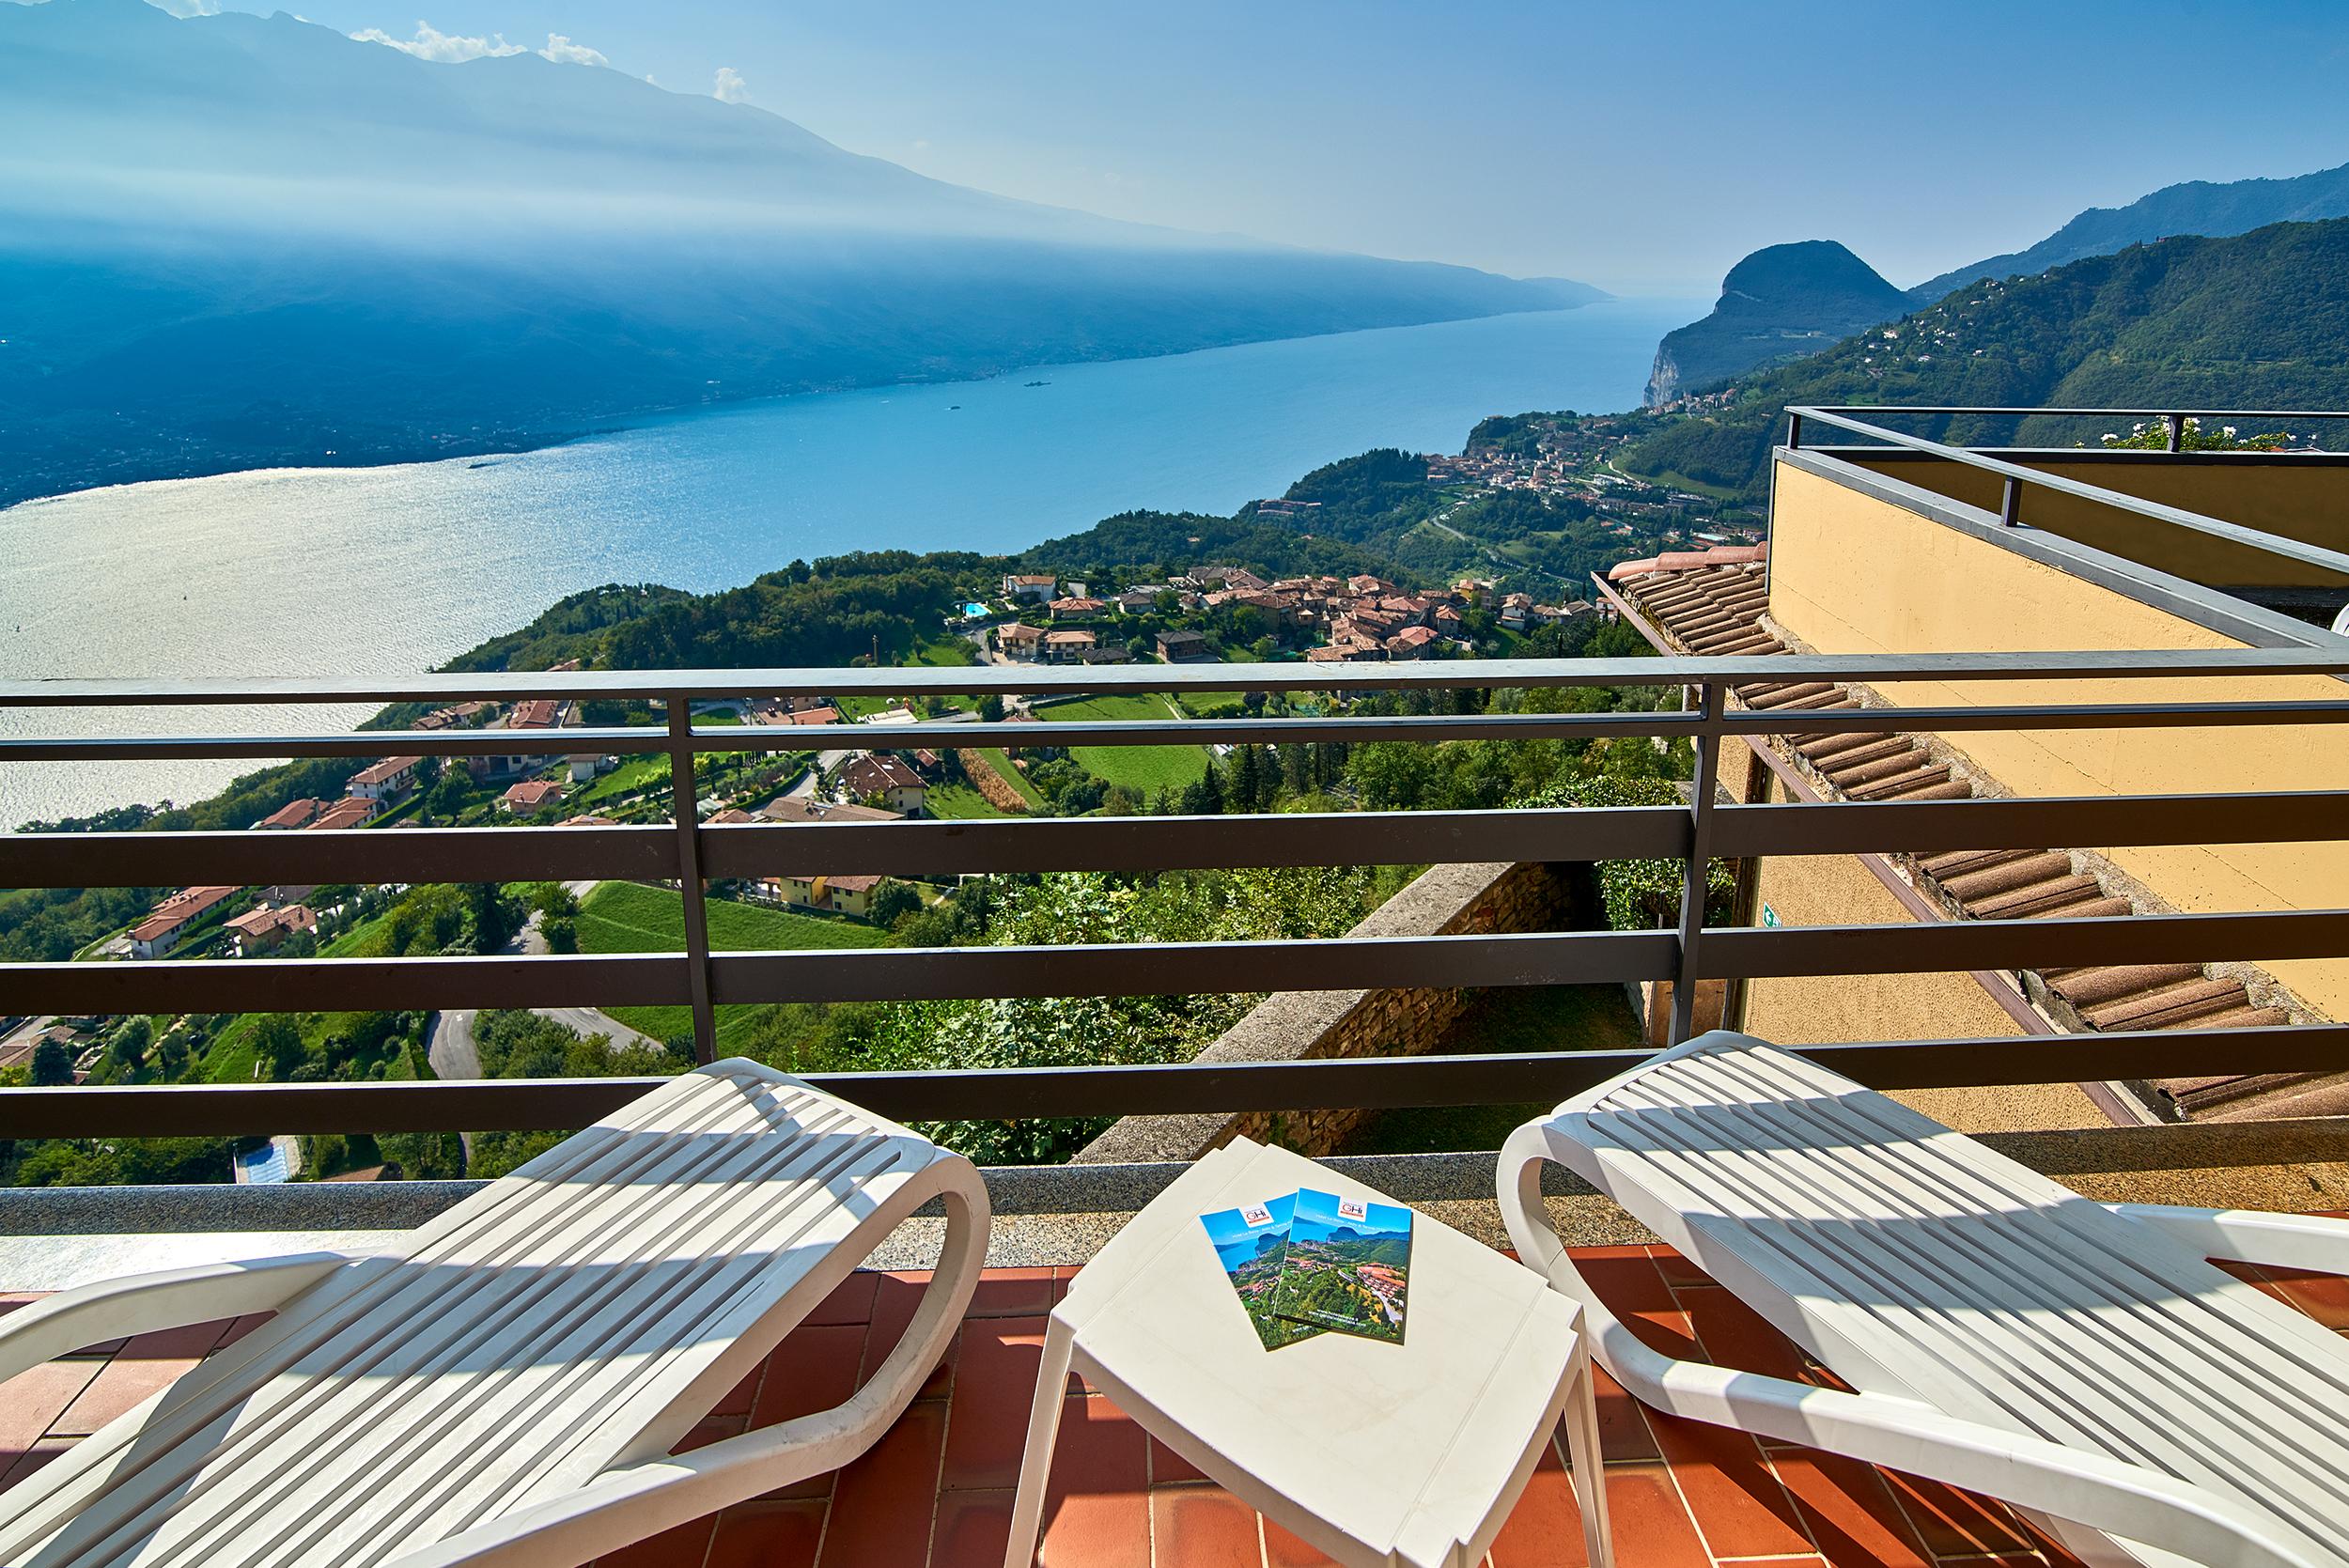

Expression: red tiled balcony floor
xmin=8 ymin=1248 xmax=2347 ymax=1567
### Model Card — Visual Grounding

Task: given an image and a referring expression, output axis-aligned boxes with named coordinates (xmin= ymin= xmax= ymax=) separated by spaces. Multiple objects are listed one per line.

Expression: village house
xmin=1044 ymin=628 xmax=1097 ymax=663
xmin=347 ymin=756 xmax=421 ymax=802
xmin=1157 ymin=628 xmax=1210 ymax=662
xmin=1385 ymin=625 xmax=1439 ymax=660
xmin=304 ymin=797 xmax=378 ymax=832
xmin=1499 ymin=592 xmax=1533 ymax=631
xmin=1112 ymin=588 xmax=1161 ymax=613
xmin=226 ymin=903 xmax=317 ymax=957
xmin=557 ymin=814 xmax=620 ymax=828
xmin=254 ymin=798 xmax=325 ymax=831
xmin=837 ymin=753 xmax=928 ymax=815
xmin=760 ymin=871 xmax=883 ymax=918
xmin=465 ymin=697 xmax=570 ymax=780
xmin=1080 ymin=644 xmax=1131 ymax=665
xmin=129 ymin=885 xmax=240 ymax=960
xmin=706 ymin=807 xmax=756 ymax=825
xmin=1047 ymin=597 xmax=1106 ymax=621
xmin=757 ymin=798 xmax=901 ymax=825
xmin=1002 ymin=573 xmax=1057 ymax=603
xmin=994 ymin=622 xmax=1046 ymax=661
xmin=499 ymin=778 xmax=568 ymax=815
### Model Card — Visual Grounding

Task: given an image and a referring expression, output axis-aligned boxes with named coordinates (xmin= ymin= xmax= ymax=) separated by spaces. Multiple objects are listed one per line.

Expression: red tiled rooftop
xmin=9 ymin=1245 xmax=2341 ymax=1565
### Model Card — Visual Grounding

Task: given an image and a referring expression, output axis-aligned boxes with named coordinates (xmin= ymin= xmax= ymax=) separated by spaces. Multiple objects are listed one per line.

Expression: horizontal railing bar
xmin=1701 ymin=908 xmax=2349 ymax=978
xmin=1719 ymin=700 xmax=2349 ymax=735
xmin=1786 ymin=409 xmax=2349 ymax=579
xmin=3 ymin=1025 xmax=2342 ymax=1136
xmin=706 ymin=931 xmax=1681 ymax=1003
xmin=699 ymin=807 xmax=1690 ymax=877
xmin=0 ymin=826 xmax=682 ymax=890
xmin=1706 ymin=792 xmax=2349 ymax=858
xmin=12 ymin=696 xmax=2349 ymax=768
xmin=0 ymin=710 xmax=1706 ymax=765
xmin=0 ymin=931 xmax=1681 ymax=1017
xmin=4 ymin=647 xmax=2344 ymax=708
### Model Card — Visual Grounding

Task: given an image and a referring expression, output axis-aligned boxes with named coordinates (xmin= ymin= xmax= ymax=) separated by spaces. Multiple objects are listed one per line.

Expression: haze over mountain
xmin=0 ymin=0 xmax=1603 ymax=506
xmin=1909 ymin=158 xmax=2349 ymax=304
xmin=1641 ymin=241 xmax=1906 ymax=407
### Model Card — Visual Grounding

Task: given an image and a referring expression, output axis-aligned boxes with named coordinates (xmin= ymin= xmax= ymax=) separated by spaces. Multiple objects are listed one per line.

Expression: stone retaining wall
xmin=1070 ymin=859 xmax=1579 ymax=1164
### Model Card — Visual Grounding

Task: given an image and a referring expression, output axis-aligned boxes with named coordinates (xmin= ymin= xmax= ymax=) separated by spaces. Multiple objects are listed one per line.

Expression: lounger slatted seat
xmin=0 ymin=1059 xmax=988 ymax=1568
xmin=1501 ymin=1031 xmax=2349 ymax=1568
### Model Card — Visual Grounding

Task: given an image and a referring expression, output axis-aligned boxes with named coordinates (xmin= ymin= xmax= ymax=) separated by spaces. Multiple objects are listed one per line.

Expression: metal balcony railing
xmin=4 ymin=649 xmax=2349 ymax=1142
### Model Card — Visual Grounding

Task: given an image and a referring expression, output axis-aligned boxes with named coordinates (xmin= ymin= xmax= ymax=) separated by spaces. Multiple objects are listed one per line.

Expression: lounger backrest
xmin=0 ymin=1060 xmax=943 ymax=1568
xmin=1559 ymin=1036 xmax=2349 ymax=1568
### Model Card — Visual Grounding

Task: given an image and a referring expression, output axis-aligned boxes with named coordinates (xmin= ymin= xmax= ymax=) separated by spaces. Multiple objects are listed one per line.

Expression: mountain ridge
xmin=1643 ymin=241 xmax=1906 ymax=406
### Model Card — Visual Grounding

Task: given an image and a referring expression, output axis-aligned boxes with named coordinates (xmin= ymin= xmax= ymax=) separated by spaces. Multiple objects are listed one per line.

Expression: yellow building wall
xmin=1839 ymin=451 xmax=2349 ymax=589
xmin=1769 ymin=458 xmax=2349 ymax=1020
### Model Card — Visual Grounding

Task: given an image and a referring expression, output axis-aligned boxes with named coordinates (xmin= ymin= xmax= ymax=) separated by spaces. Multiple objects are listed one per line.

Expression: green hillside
xmin=1618 ymin=218 xmax=2349 ymax=501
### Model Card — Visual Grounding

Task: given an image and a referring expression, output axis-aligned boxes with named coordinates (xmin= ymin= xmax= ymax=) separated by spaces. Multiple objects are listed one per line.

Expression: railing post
xmin=1670 ymin=681 xmax=1725 ymax=1045
xmin=2166 ymin=412 xmax=2186 ymax=454
xmin=1785 ymin=411 xmax=1804 ymax=451
xmin=1999 ymin=474 xmax=2022 ymax=527
xmin=667 ymin=694 xmax=718 ymax=1063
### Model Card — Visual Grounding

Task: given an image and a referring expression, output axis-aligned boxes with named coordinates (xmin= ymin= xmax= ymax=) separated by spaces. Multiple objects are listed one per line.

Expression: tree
xmin=253 ymin=1015 xmax=307 ymax=1079
xmin=976 ymin=693 xmax=1005 ymax=723
xmin=465 ymin=882 xmax=521 ymax=954
xmin=867 ymin=878 xmax=923 ymax=928
xmin=29 ymin=1037 xmax=72 ymax=1086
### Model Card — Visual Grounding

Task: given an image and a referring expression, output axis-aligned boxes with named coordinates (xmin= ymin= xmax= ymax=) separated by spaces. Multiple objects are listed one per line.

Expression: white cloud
xmin=712 ymin=66 xmax=747 ymax=103
xmin=539 ymin=33 xmax=608 ymax=67
xmin=350 ymin=20 xmax=524 ymax=62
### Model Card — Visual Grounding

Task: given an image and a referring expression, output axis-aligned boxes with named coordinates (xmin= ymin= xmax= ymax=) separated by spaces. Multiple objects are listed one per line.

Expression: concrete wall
xmin=1840 ymin=450 xmax=2349 ymax=590
xmin=1071 ymin=860 xmax=1578 ymax=1164
xmin=1769 ymin=458 xmax=2349 ymax=1020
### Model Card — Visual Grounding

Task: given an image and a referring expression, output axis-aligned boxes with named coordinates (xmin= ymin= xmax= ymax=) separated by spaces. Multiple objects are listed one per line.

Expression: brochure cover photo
xmin=1200 ymin=1194 xmax=1321 ymax=1350
xmin=1270 ymin=1188 xmax=1411 ymax=1343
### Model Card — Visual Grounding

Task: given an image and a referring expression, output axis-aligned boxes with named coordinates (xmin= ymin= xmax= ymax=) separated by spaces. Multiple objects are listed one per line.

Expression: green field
xmin=925 ymin=782 xmax=1012 ymax=819
xmin=576 ymin=880 xmax=890 ymax=1047
xmin=972 ymin=748 xmax=1044 ymax=808
xmin=1034 ymin=694 xmax=1210 ymax=792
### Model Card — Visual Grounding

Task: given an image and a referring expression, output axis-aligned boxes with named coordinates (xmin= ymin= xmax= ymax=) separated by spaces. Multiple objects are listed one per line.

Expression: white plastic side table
xmin=1003 ymin=1138 xmax=1612 ymax=1568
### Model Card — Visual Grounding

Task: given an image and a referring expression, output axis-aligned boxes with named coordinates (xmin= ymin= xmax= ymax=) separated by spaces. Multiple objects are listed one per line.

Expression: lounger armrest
xmin=0 ymin=1251 xmax=354 ymax=1384
xmin=2106 ymin=1203 xmax=2349 ymax=1275
xmin=1500 ymin=1125 xmax=2328 ymax=1568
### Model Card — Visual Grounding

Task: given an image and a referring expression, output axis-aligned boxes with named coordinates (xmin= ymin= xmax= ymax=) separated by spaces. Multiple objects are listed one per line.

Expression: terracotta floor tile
xmin=1149 ymin=1485 xmax=1262 ymax=1568
xmin=1770 ymin=1449 xmax=1932 ymax=1568
xmin=1648 ymin=1247 xmax=1717 ymax=1290
xmin=1586 ymin=1366 xmax=1659 ymax=1464
xmin=594 ymin=1515 xmax=717 ymax=1568
xmin=808 ymin=1271 xmax=881 ymax=1327
xmin=866 ymin=1275 xmax=961 ymax=1401
xmin=2257 ymin=1266 xmax=2349 ymax=1329
xmin=1262 ymin=1515 xmax=1343 ymax=1567
xmin=1052 ymin=1266 xmax=1081 ymax=1303
xmin=716 ymin=1367 xmax=764 ymax=1420
xmin=1677 ymin=1286 xmax=1812 ymax=1382
xmin=212 ymin=1312 xmax=275 ymax=1351
xmin=1489 ymin=1438 xmax=1591 ymax=1568
xmin=754 ymin=1324 xmax=870 ymax=1429
xmin=1150 ymin=1435 xmax=1211 ymax=1486
xmin=53 ymin=1321 xmax=232 ymax=1438
xmin=2 ymin=1438 xmax=74 ymax=1490
xmin=707 ymin=1498 xmax=827 ymax=1568
xmin=1646 ymin=1409 xmax=1812 ymax=1560
xmin=943 ymin=1316 xmax=1054 ymax=1492
xmin=1031 ymin=1399 xmax=1150 ymax=1568
xmin=1875 ymin=1468 xmax=2034 ymax=1560
xmin=674 ymin=1414 xmax=749 ymax=1454
xmin=1592 ymin=1463 xmax=1711 ymax=1568
xmin=0 ymin=1359 xmax=102 ymax=1452
xmin=967 ymin=1268 xmax=1056 ymax=1319
xmin=933 ymin=1488 xmax=1014 ymax=1568
xmin=820 ymin=1398 xmax=948 ymax=1568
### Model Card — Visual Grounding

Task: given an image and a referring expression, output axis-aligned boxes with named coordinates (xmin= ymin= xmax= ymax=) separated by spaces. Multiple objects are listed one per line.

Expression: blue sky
xmin=163 ymin=0 xmax=2349 ymax=293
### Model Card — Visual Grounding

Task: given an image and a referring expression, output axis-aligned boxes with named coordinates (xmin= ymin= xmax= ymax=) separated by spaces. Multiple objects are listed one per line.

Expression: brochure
xmin=1268 ymin=1188 xmax=1412 ymax=1344
xmin=1200 ymin=1194 xmax=1321 ymax=1349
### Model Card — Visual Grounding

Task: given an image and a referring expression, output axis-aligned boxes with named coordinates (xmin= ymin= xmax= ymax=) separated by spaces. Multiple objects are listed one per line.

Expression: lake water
xmin=0 ymin=298 xmax=1692 ymax=829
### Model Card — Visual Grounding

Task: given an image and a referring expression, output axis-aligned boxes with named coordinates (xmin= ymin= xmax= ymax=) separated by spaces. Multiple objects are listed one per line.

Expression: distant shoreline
xmin=0 ymin=305 xmax=1612 ymax=513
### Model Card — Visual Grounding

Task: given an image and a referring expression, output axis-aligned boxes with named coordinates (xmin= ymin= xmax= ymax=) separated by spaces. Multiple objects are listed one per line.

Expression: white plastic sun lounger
xmin=0 ymin=1058 xmax=988 ymax=1568
xmin=1501 ymin=1030 xmax=2349 ymax=1568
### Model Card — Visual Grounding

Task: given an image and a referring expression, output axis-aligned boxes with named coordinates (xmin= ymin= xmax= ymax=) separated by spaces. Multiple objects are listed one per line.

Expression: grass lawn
xmin=1338 ymin=985 xmax=1644 ymax=1156
xmin=581 ymin=753 xmax=669 ymax=806
xmin=1034 ymin=693 xmax=1210 ymax=793
xmin=926 ymin=782 xmax=1012 ymax=819
xmin=577 ymin=881 xmax=891 ymax=1047
xmin=972 ymin=748 xmax=1045 ymax=808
